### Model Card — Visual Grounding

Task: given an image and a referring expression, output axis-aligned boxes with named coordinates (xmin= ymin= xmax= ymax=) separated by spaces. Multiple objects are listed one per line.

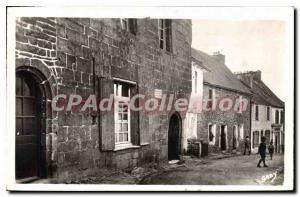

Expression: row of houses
xmin=14 ymin=17 xmax=284 ymax=182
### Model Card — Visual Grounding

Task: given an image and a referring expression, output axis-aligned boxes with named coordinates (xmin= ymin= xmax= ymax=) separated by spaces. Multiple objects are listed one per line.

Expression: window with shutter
xmin=113 ymin=79 xmax=139 ymax=149
xmin=99 ymin=78 xmax=115 ymax=151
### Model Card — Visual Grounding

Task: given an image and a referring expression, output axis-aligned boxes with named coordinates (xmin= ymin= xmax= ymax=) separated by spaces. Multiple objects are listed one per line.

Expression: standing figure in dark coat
xmin=268 ymin=140 xmax=275 ymax=160
xmin=243 ymin=136 xmax=251 ymax=155
xmin=257 ymin=136 xmax=268 ymax=168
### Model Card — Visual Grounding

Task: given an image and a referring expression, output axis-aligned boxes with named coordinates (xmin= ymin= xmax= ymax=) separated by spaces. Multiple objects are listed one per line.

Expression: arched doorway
xmin=168 ymin=113 xmax=182 ymax=161
xmin=15 ymin=71 xmax=46 ymax=180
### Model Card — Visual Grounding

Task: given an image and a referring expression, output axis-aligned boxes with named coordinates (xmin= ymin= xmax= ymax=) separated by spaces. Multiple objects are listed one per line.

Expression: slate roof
xmin=191 ymin=48 xmax=252 ymax=95
xmin=246 ymin=78 xmax=284 ymax=108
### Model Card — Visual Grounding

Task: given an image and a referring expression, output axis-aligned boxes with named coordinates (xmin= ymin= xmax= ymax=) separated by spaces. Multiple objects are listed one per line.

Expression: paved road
xmin=141 ymin=154 xmax=284 ymax=185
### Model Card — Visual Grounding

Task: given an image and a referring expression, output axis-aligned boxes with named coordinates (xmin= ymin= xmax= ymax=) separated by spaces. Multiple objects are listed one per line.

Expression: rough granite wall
xmin=15 ymin=17 xmax=192 ymax=182
xmin=197 ymin=85 xmax=251 ymax=154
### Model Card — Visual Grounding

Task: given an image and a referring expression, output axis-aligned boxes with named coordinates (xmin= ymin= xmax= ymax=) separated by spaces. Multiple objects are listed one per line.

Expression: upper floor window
xmin=275 ymin=110 xmax=279 ymax=124
xmin=266 ymin=106 xmax=270 ymax=121
xmin=255 ymin=105 xmax=259 ymax=120
xmin=280 ymin=111 xmax=284 ymax=124
xmin=237 ymin=95 xmax=243 ymax=113
xmin=208 ymin=88 xmax=215 ymax=109
xmin=121 ymin=18 xmax=137 ymax=35
xmin=158 ymin=19 xmax=172 ymax=52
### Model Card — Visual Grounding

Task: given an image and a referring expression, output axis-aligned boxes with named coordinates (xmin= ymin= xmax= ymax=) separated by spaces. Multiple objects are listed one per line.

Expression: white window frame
xmin=208 ymin=123 xmax=216 ymax=145
xmin=114 ymin=82 xmax=131 ymax=147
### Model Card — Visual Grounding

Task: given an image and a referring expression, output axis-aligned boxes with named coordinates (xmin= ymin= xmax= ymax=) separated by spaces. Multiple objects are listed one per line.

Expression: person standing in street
xmin=257 ymin=136 xmax=268 ymax=168
xmin=268 ymin=140 xmax=275 ymax=160
xmin=243 ymin=136 xmax=251 ymax=155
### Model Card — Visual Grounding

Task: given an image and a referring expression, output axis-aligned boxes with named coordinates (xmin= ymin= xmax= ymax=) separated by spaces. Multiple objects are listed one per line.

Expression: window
xmin=280 ymin=111 xmax=284 ymax=124
xmin=208 ymin=124 xmax=216 ymax=144
xmin=158 ymin=19 xmax=172 ymax=52
xmin=194 ymin=71 xmax=197 ymax=93
xmin=275 ymin=110 xmax=279 ymax=124
xmin=255 ymin=105 xmax=259 ymax=120
xmin=208 ymin=89 xmax=215 ymax=109
xmin=121 ymin=18 xmax=137 ymax=35
xmin=267 ymin=106 xmax=270 ymax=121
xmin=253 ymin=131 xmax=259 ymax=148
xmin=237 ymin=95 xmax=243 ymax=113
xmin=114 ymin=82 xmax=131 ymax=145
xmin=239 ymin=124 xmax=244 ymax=140
xmin=265 ymin=130 xmax=271 ymax=144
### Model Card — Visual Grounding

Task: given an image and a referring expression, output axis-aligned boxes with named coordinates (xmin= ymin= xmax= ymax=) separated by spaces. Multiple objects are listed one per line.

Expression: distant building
xmin=191 ymin=49 xmax=252 ymax=154
xmin=235 ymin=71 xmax=285 ymax=153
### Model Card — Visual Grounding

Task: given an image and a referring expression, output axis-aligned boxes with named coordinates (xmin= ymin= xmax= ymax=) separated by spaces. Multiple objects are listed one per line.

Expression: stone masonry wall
xmin=15 ymin=17 xmax=192 ymax=182
xmin=197 ymin=85 xmax=251 ymax=154
xmin=15 ymin=17 xmax=59 ymax=178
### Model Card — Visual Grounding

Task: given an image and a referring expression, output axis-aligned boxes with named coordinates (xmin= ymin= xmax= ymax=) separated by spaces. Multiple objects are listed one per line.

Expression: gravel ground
xmin=140 ymin=153 xmax=284 ymax=185
xmin=66 ymin=153 xmax=284 ymax=185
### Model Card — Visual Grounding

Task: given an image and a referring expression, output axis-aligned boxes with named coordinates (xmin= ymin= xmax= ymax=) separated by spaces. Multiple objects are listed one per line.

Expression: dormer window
xmin=158 ymin=19 xmax=172 ymax=52
xmin=121 ymin=18 xmax=137 ymax=35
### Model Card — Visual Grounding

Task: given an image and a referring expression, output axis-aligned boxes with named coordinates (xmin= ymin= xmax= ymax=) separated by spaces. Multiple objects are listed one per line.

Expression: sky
xmin=192 ymin=20 xmax=286 ymax=101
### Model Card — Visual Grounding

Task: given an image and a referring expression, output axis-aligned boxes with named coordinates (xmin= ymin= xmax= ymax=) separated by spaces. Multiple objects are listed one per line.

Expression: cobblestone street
xmin=140 ymin=154 xmax=284 ymax=185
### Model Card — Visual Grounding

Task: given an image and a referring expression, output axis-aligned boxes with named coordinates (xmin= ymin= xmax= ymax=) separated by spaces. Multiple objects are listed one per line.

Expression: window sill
xmin=140 ymin=142 xmax=150 ymax=146
xmin=114 ymin=144 xmax=140 ymax=151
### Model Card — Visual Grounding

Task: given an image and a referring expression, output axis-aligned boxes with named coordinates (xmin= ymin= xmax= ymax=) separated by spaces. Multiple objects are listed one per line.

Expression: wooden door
xmin=220 ymin=125 xmax=226 ymax=150
xmin=168 ymin=114 xmax=180 ymax=160
xmin=15 ymin=73 xmax=41 ymax=180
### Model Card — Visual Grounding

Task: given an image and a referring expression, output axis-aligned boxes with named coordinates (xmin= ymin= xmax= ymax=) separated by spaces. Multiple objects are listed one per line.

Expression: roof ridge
xmin=191 ymin=48 xmax=252 ymax=95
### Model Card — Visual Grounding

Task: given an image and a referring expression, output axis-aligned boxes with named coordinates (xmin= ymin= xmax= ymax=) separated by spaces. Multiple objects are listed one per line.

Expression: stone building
xmin=15 ymin=17 xmax=192 ymax=182
xmin=235 ymin=71 xmax=285 ymax=153
xmin=191 ymin=49 xmax=252 ymax=154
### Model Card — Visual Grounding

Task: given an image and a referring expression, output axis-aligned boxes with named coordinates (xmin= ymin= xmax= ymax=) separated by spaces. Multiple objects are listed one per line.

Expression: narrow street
xmin=140 ymin=154 xmax=284 ymax=185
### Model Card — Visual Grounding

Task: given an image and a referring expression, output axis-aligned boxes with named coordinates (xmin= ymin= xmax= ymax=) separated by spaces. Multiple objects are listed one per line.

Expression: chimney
xmin=213 ymin=51 xmax=225 ymax=64
xmin=252 ymin=70 xmax=261 ymax=81
xmin=235 ymin=70 xmax=262 ymax=88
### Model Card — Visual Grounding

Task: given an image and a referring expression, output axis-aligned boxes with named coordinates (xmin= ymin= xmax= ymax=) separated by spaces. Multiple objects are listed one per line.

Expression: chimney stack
xmin=235 ymin=70 xmax=262 ymax=89
xmin=252 ymin=70 xmax=261 ymax=81
xmin=213 ymin=51 xmax=225 ymax=64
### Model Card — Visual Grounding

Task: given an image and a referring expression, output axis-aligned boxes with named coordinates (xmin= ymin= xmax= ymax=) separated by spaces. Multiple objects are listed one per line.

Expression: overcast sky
xmin=192 ymin=19 xmax=286 ymax=101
